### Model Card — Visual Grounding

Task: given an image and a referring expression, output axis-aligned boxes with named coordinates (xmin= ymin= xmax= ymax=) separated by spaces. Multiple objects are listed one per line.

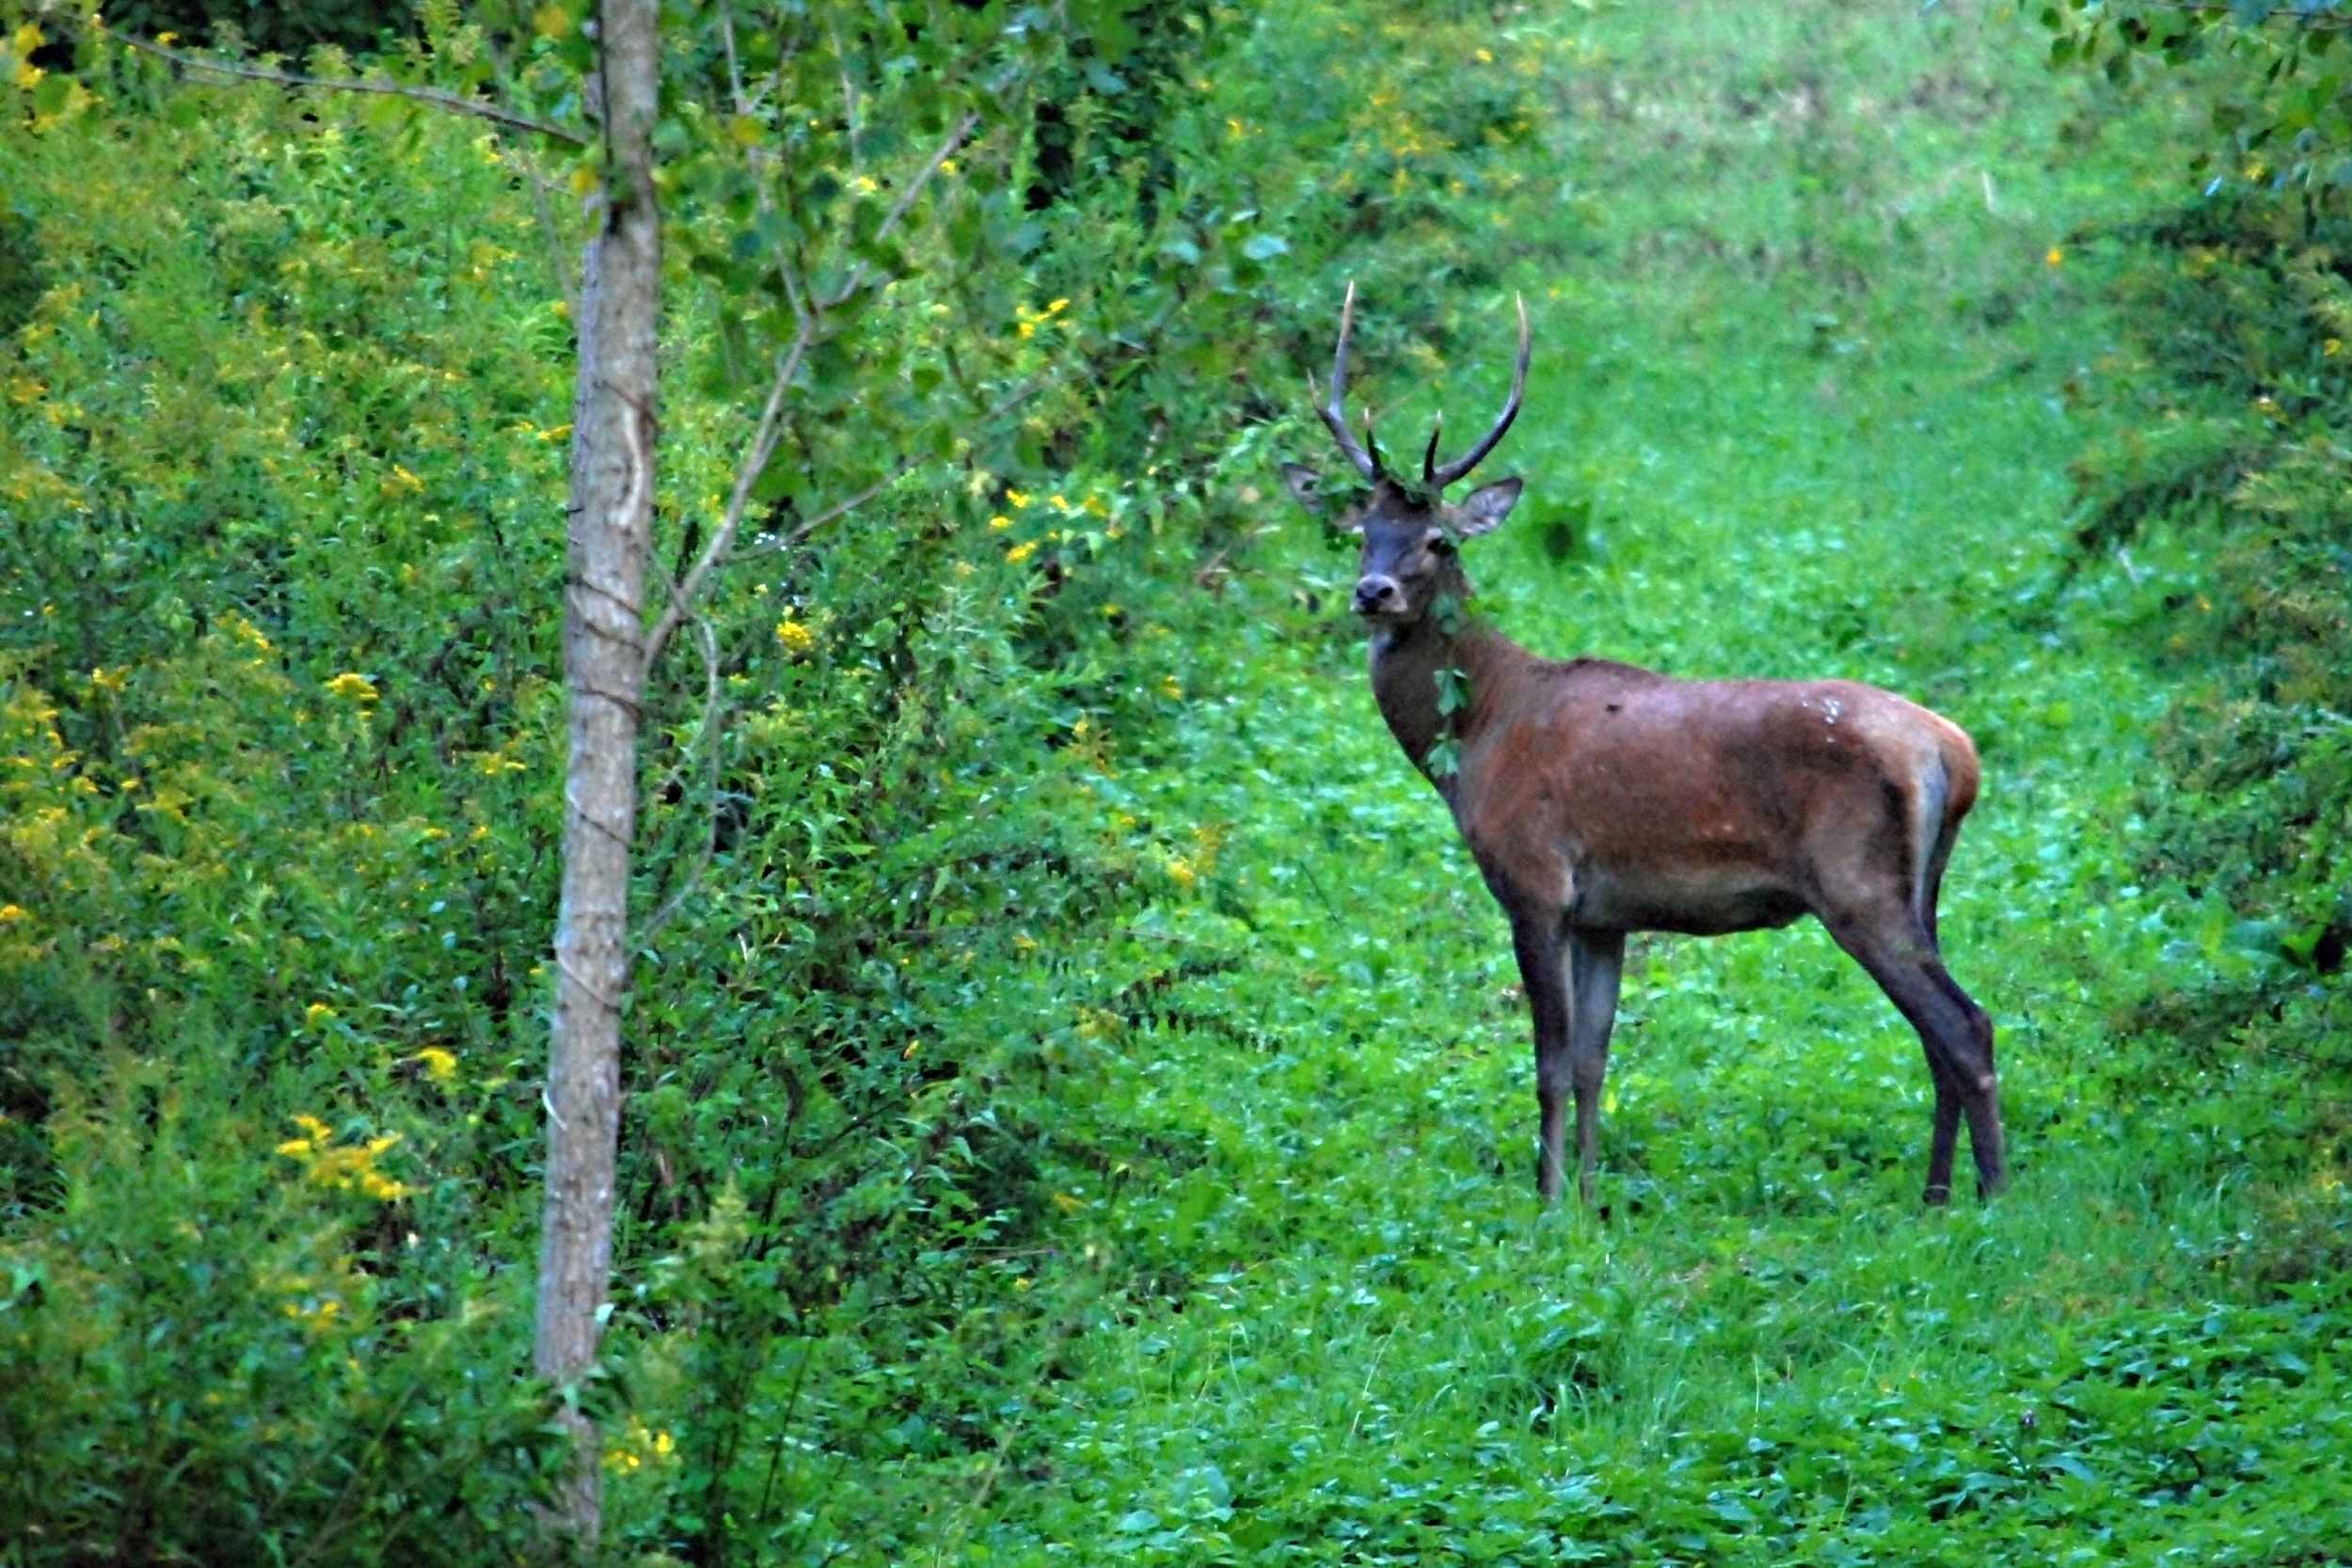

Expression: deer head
xmin=1280 ymin=282 xmax=1531 ymax=629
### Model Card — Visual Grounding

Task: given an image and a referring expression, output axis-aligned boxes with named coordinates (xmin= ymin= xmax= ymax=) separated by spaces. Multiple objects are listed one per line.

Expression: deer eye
xmin=1422 ymin=527 xmax=1453 ymax=553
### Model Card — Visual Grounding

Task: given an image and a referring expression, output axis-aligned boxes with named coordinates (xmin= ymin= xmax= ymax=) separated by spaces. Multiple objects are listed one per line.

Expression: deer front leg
xmin=1566 ymin=928 xmax=1626 ymax=1208
xmin=1509 ymin=916 xmax=1573 ymax=1205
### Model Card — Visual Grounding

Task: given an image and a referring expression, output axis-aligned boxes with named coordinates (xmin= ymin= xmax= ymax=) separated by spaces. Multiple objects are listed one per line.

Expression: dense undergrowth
xmin=3 ymin=1 xmax=2350 ymax=1563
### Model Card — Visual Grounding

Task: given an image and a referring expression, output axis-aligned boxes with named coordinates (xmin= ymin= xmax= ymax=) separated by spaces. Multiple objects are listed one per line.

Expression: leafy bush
xmin=2058 ymin=191 xmax=2352 ymax=1122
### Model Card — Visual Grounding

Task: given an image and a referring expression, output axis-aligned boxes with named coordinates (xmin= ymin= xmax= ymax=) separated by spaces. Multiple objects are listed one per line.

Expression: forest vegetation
xmin=3 ymin=0 xmax=2351 ymax=1562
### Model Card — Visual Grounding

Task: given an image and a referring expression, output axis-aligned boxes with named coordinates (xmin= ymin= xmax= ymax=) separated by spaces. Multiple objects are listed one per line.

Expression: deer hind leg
xmin=1820 ymin=902 xmax=2007 ymax=1203
xmin=1566 ymin=928 xmax=1626 ymax=1209
xmin=1509 ymin=916 xmax=1574 ymax=1205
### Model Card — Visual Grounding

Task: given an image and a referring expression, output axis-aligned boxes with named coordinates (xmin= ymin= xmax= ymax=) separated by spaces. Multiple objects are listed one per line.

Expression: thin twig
xmin=823 ymin=110 xmax=983 ymax=310
xmin=643 ymin=103 xmax=979 ymax=668
xmin=2118 ymin=0 xmax=2352 ymax=30
xmin=103 ymin=27 xmax=591 ymax=144
xmin=641 ymin=322 xmax=814 ymax=669
xmin=726 ymin=381 xmax=1045 ymax=563
xmin=524 ymin=157 xmax=582 ymax=318
xmin=638 ymin=616 xmax=726 ymax=948
xmin=830 ymin=15 xmax=866 ymax=167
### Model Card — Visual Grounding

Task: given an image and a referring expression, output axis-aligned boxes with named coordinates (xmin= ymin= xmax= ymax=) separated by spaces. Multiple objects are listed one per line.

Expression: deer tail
xmin=1913 ymin=722 xmax=1979 ymax=943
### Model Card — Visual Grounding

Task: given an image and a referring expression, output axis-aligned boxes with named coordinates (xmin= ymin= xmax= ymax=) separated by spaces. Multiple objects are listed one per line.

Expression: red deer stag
xmin=1279 ymin=284 xmax=2005 ymax=1208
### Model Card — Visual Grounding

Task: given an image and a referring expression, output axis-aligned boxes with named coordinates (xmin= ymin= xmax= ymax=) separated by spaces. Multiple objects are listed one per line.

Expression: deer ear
xmin=1279 ymin=462 xmax=1328 ymax=518
xmin=1454 ymin=477 xmax=1522 ymax=537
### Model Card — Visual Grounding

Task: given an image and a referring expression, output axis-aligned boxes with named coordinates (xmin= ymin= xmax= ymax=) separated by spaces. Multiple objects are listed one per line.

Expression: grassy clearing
xmin=938 ymin=4 xmax=2352 ymax=1561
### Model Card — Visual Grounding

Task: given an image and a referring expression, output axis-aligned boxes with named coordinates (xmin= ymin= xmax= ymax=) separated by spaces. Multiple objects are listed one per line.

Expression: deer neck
xmin=1367 ymin=587 xmax=1531 ymax=785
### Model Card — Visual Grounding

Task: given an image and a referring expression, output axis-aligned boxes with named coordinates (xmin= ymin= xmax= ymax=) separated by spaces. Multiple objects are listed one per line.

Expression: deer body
xmin=1285 ymin=285 xmax=2006 ymax=1207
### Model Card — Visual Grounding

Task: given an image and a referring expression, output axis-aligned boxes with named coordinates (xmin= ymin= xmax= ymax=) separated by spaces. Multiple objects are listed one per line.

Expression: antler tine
xmin=1311 ymin=279 xmax=1385 ymax=483
xmin=1426 ymin=293 xmax=1532 ymax=491
xmin=1420 ymin=413 xmax=1444 ymax=489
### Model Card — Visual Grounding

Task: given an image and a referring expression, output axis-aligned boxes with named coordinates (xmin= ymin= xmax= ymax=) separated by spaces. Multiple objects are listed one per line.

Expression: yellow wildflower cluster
xmin=414 ymin=1046 xmax=458 ymax=1085
xmin=604 ymin=1416 xmax=677 ymax=1474
xmin=1006 ymin=540 xmax=1038 ymax=565
xmin=775 ymin=617 xmax=817 ymax=655
xmin=283 ymin=1295 xmax=343 ymax=1333
xmin=227 ymin=613 xmax=274 ymax=653
xmin=275 ymin=1116 xmax=417 ymax=1203
xmin=1014 ymin=297 xmax=1070 ymax=341
xmin=325 ymin=672 xmax=378 ymax=705
xmin=8 ymin=22 xmax=42 ymax=89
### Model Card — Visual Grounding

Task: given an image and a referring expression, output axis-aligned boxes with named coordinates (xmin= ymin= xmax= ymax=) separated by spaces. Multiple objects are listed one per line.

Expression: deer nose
xmin=1354 ymin=576 xmax=1403 ymax=614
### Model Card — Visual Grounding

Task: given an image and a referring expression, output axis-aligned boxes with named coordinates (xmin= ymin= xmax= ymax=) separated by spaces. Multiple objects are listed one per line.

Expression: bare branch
xmin=101 ymin=26 xmax=591 ymax=144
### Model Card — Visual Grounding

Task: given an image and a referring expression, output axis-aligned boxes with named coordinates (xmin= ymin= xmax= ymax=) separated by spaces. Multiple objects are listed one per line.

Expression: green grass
xmin=916 ymin=5 xmax=2352 ymax=1562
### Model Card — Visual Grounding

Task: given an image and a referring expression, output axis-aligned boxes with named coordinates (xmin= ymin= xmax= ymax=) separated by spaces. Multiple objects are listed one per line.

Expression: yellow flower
xmin=11 ymin=58 xmax=42 ymax=91
xmin=1006 ymin=541 xmax=1037 ymax=564
xmin=305 ymin=1002 xmax=338 ymax=1024
xmin=359 ymin=1171 xmax=415 ymax=1202
xmin=89 ymin=666 xmax=128 ymax=694
xmin=325 ymin=672 xmax=377 ymax=704
xmin=2044 ymin=246 xmax=2063 ymax=267
xmin=652 ymin=1429 xmax=675 ymax=1457
xmin=988 ymin=514 xmax=1012 ymax=531
xmin=0 ymin=904 xmax=24 ymax=923
xmin=1083 ymin=495 xmax=1109 ymax=517
xmin=1159 ymin=674 xmax=1183 ymax=700
xmin=415 ymin=1046 xmax=458 ymax=1085
xmin=1046 ymin=298 xmax=1070 ymax=315
xmin=774 ymin=617 xmax=817 ymax=654
xmin=1005 ymin=488 xmax=1030 ymax=508
xmin=1050 ymin=493 xmax=1073 ymax=513
xmin=294 ymin=1114 xmax=333 ymax=1142
xmin=1167 ymin=857 xmax=1198 ymax=890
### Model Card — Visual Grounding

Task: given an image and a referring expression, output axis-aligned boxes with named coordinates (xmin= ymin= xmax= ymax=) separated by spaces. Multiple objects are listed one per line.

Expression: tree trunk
xmin=535 ymin=0 xmax=661 ymax=1545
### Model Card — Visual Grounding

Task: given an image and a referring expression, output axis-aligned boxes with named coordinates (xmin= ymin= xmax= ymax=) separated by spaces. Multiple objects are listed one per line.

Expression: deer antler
xmin=1423 ymin=293 xmax=1531 ymax=491
xmin=1308 ymin=279 xmax=1386 ymax=483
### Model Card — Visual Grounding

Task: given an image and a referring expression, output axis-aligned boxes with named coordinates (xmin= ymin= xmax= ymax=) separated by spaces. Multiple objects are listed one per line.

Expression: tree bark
xmin=535 ymin=0 xmax=661 ymax=1545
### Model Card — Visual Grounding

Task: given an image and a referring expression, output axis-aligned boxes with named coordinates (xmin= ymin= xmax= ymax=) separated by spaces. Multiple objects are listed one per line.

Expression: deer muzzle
xmin=1353 ymin=575 xmax=1405 ymax=617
